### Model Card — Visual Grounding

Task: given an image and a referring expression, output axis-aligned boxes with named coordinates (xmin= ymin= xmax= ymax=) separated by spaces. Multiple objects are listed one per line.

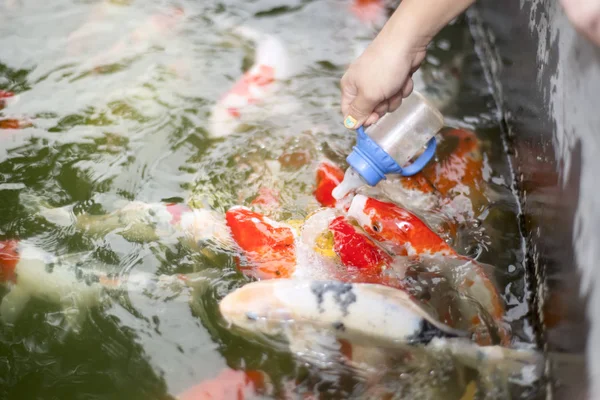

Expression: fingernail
xmin=344 ymin=115 xmax=357 ymax=129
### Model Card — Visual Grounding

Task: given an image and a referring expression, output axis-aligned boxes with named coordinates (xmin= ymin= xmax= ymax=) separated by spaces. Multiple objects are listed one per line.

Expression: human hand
xmin=340 ymin=0 xmax=476 ymax=130
xmin=341 ymin=35 xmax=428 ymax=129
xmin=560 ymin=0 xmax=600 ymax=46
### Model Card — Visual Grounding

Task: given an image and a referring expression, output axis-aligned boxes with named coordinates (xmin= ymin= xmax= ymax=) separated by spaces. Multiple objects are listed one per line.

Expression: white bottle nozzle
xmin=332 ymin=168 xmax=365 ymax=200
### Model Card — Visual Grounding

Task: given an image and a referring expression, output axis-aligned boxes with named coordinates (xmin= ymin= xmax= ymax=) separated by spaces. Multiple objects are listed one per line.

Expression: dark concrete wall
xmin=470 ymin=1 xmax=600 ymax=399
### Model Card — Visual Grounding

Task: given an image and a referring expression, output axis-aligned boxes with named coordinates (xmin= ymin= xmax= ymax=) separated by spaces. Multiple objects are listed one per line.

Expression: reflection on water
xmin=0 ymin=0 xmax=540 ymax=398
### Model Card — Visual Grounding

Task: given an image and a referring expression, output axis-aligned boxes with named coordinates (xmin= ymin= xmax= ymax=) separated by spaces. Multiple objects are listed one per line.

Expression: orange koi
xmin=0 ymin=118 xmax=33 ymax=130
xmin=426 ymin=128 xmax=483 ymax=196
xmin=225 ymin=206 xmax=296 ymax=279
xmin=177 ymin=368 xmax=269 ymax=400
xmin=347 ymin=195 xmax=456 ymax=256
xmin=401 ymin=128 xmax=484 ymax=198
xmin=314 ymin=161 xmax=345 ymax=208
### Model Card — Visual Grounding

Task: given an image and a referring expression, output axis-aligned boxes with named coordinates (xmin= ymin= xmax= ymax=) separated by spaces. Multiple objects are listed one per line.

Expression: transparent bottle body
xmin=365 ymin=90 xmax=444 ymax=167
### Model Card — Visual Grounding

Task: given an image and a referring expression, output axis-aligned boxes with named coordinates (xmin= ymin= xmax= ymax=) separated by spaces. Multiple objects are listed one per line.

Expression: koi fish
xmin=348 ymin=0 xmax=388 ymax=27
xmin=249 ymin=186 xmax=281 ymax=215
xmin=0 ymin=236 xmax=214 ymax=329
xmin=328 ymin=215 xmax=408 ymax=287
xmin=219 ymin=279 xmax=466 ymax=349
xmin=225 ymin=206 xmax=296 ymax=279
xmin=422 ymin=128 xmax=484 ymax=198
xmin=0 ymin=118 xmax=33 ymax=130
xmin=219 ymin=278 xmax=536 ymax=383
xmin=327 ymin=204 xmax=506 ymax=345
xmin=0 ymin=90 xmax=14 ymax=99
xmin=177 ymin=368 xmax=270 ymax=400
xmin=209 ymin=28 xmax=294 ymax=137
xmin=0 ymin=90 xmax=14 ymax=110
xmin=43 ymin=200 xmax=233 ymax=249
xmin=0 ymin=240 xmax=107 ymax=329
xmin=347 ymin=194 xmax=456 ymax=256
xmin=314 ymin=161 xmax=345 ymax=208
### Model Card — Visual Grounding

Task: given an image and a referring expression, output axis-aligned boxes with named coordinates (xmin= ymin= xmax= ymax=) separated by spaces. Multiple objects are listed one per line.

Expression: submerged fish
xmin=219 ymin=279 xmax=466 ymax=348
xmin=177 ymin=368 xmax=270 ymax=400
xmin=209 ymin=27 xmax=297 ymax=137
xmin=348 ymin=0 xmax=388 ymax=27
xmin=0 ymin=240 xmax=107 ymax=329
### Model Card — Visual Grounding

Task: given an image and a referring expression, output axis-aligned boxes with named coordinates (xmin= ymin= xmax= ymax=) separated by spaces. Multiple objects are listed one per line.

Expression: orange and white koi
xmin=343 ymin=194 xmax=508 ymax=344
xmin=0 ymin=91 xmax=14 ymax=98
xmin=347 ymin=194 xmax=456 ymax=257
xmin=0 ymin=118 xmax=33 ymax=130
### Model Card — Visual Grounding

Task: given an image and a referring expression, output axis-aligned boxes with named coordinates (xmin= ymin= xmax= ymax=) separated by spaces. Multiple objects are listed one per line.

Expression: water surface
xmin=0 ymin=1 xmax=538 ymax=398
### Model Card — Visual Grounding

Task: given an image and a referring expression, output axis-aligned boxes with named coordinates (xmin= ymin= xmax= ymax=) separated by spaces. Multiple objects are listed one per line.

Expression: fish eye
xmin=372 ymin=222 xmax=381 ymax=233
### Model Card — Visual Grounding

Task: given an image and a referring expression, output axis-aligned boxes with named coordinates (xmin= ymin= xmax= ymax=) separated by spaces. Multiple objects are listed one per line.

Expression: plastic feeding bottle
xmin=332 ymin=90 xmax=444 ymax=200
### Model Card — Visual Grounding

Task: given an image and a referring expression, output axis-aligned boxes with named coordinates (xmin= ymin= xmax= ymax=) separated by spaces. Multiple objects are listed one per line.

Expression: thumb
xmin=343 ymin=92 xmax=379 ymax=130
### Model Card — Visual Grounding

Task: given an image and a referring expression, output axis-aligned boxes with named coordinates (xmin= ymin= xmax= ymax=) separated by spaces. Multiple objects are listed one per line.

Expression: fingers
xmin=401 ymin=78 xmax=414 ymax=98
xmin=373 ymin=101 xmax=389 ymax=116
xmin=343 ymin=90 xmax=382 ymax=129
xmin=388 ymin=93 xmax=403 ymax=113
xmin=364 ymin=112 xmax=380 ymax=126
xmin=340 ymin=75 xmax=357 ymax=118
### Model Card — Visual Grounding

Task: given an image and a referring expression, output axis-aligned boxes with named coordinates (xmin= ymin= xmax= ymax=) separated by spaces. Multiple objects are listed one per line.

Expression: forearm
xmin=376 ymin=0 xmax=477 ymax=49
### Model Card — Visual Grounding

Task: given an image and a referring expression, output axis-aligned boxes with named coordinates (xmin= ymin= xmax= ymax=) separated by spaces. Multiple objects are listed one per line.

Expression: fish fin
xmin=40 ymin=207 xmax=76 ymax=227
xmin=285 ymin=324 xmax=354 ymax=369
xmin=428 ymin=338 xmax=544 ymax=380
xmin=0 ymin=285 xmax=31 ymax=324
xmin=19 ymin=191 xmax=75 ymax=227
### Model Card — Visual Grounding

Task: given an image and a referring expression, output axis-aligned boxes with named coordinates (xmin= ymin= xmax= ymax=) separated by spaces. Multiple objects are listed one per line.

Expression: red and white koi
xmin=209 ymin=27 xmax=295 ymax=137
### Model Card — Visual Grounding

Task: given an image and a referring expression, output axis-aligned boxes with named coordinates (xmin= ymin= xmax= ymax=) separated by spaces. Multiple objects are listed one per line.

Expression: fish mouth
xmin=346 ymin=194 xmax=370 ymax=227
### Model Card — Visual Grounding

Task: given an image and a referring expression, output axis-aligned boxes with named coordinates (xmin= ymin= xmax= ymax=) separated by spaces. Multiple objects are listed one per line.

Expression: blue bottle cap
xmin=346 ymin=126 xmax=437 ymax=186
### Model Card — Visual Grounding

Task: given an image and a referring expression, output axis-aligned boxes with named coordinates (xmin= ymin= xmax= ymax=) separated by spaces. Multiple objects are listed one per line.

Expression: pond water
xmin=0 ymin=0 xmax=541 ymax=399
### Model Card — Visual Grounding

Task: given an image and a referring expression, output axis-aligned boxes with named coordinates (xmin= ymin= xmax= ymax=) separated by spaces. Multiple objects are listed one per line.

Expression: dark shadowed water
xmin=0 ymin=1 xmax=541 ymax=399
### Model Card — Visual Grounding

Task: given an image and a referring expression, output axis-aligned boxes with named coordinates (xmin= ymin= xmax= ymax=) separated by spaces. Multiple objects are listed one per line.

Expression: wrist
xmin=378 ymin=0 xmax=476 ymax=51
